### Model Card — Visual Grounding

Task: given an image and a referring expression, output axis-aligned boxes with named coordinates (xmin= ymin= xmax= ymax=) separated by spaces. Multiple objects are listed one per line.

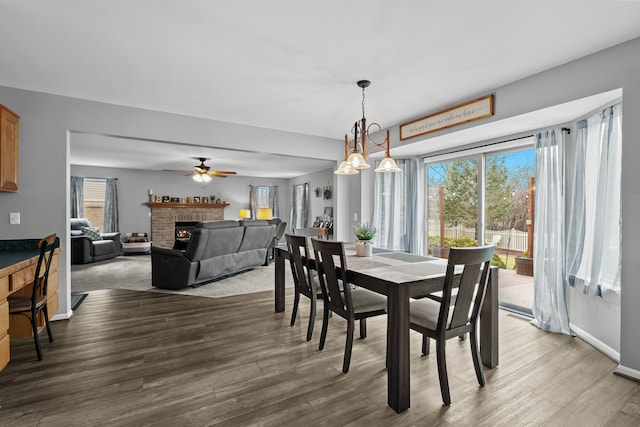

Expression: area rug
xmin=71 ymin=254 xmax=293 ymax=298
xmin=70 ymin=292 xmax=88 ymax=310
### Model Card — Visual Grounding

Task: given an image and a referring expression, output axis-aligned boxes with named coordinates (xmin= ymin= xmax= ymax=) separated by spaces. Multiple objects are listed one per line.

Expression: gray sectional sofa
xmin=151 ymin=220 xmax=275 ymax=290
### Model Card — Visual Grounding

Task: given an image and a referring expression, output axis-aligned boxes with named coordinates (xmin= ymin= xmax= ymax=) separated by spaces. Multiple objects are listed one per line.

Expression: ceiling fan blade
xmin=207 ymin=171 xmax=230 ymax=178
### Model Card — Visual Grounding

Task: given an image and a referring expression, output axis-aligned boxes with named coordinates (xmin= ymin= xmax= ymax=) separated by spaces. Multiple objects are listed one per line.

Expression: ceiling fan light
xmin=346 ymin=152 xmax=370 ymax=169
xmin=375 ymin=157 xmax=401 ymax=173
xmin=192 ymin=173 xmax=212 ymax=183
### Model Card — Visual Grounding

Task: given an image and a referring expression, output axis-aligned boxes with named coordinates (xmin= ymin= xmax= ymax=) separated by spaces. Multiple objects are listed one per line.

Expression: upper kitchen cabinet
xmin=0 ymin=104 xmax=19 ymax=192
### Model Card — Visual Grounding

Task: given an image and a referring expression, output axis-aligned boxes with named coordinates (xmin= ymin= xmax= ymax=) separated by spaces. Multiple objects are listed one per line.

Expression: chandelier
xmin=335 ymin=80 xmax=401 ymax=175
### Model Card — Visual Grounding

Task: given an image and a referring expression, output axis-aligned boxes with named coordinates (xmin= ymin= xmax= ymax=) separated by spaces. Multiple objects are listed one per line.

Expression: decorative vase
xmin=356 ymin=239 xmax=373 ymax=257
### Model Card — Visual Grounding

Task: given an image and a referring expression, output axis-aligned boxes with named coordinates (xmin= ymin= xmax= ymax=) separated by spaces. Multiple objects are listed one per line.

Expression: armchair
xmin=70 ymin=218 xmax=122 ymax=264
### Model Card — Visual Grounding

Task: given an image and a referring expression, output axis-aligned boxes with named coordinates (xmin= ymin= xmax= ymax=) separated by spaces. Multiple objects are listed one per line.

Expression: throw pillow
xmin=81 ymin=226 xmax=103 ymax=241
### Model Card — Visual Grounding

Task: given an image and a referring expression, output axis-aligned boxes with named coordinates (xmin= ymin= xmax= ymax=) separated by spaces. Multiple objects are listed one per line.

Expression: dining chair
xmin=409 ymin=245 xmax=495 ymax=405
xmin=8 ymin=234 xmax=58 ymax=360
xmin=310 ymin=238 xmax=387 ymax=373
xmin=286 ymin=233 xmax=322 ymax=341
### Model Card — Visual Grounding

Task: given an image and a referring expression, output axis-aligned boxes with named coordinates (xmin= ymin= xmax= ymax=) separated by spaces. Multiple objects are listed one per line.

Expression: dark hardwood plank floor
xmin=1 ymin=289 xmax=638 ymax=426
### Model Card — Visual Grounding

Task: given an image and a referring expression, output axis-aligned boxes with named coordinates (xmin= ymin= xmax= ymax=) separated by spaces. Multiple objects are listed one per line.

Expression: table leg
xmin=480 ymin=266 xmax=499 ymax=368
xmin=387 ymin=284 xmax=411 ymax=412
xmin=275 ymin=249 xmax=285 ymax=313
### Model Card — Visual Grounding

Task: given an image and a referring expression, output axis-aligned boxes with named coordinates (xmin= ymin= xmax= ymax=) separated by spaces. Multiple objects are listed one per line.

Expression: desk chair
xmin=286 ymin=233 xmax=321 ymax=341
xmin=311 ymin=238 xmax=387 ymax=373
xmin=8 ymin=234 xmax=58 ymax=360
xmin=409 ymin=245 xmax=494 ymax=405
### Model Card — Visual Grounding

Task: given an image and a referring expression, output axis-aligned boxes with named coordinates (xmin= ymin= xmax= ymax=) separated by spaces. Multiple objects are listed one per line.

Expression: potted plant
xmin=515 ymin=251 xmax=533 ymax=276
xmin=354 ymin=223 xmax=377 ymax=257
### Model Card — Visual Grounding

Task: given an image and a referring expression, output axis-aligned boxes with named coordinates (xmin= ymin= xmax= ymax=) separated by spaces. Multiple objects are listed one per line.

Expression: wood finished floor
xmin=1 ymin=288 xmax=639 ymax=427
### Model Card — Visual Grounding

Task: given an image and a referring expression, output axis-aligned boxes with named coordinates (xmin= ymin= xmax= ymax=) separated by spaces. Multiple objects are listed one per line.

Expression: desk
xmin=0 ymin=240 xmax=60 ymax=371
xmin=274 ymin=245 xmax=498 ymax=413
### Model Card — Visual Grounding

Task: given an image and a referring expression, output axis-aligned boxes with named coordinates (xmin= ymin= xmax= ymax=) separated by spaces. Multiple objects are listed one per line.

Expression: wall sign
xmin=399 ymin=95 xmax=494 ymax=140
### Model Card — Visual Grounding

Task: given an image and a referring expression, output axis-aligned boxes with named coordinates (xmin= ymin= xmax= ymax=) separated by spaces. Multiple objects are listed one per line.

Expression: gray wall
xmin=0 ymin=87 xmax=340 ymax=319
xmin=349 ymin=37 xmax=640 ymax=374
xmin=288 ymin=167 xmax=335 ymax=231
xmin=70 ymin=164 xmax=290 ymax=238
xmin=2 ymin=36 xmax=640 ymax=376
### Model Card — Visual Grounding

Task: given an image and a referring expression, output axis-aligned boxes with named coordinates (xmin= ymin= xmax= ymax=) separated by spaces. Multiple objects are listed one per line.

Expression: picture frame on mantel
xmin=399 ymin=94 xmax=494 ymax=140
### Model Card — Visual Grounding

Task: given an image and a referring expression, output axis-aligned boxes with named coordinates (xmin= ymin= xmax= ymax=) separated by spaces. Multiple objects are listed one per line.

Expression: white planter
xmin=355 ymin=240 xmax=373 ymax=257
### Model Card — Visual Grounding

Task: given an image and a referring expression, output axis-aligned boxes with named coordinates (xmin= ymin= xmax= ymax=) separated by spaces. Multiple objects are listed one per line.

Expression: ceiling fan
xmin=164 ymin=157 xmax=237 ymax=181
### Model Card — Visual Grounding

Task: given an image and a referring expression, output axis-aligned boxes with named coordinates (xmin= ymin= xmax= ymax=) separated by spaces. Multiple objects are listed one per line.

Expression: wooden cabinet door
xmin=0 ymin=105 xmax=19 ymax=192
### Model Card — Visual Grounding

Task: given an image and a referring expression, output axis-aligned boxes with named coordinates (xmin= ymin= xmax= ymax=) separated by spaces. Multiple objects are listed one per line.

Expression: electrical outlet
xmin=354 ymin=213 xmax=358 ymax=221
xmin=9 ymin=212 xmax=20 ymax=224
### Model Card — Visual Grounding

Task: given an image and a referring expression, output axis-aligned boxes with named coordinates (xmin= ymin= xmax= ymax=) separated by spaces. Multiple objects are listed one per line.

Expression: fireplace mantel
xmin=146 ymin=202 xmax=229 ymax=247
xmin=144 ymin=202 xmax=229 ymax=209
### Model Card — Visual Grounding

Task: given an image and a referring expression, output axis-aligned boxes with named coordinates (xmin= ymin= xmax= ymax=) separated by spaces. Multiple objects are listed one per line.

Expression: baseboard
xmin=52 ymin=310 xmax=73 ymax=321
xmin=614 ymin=365 xmax=640 ymax=382
xmin=569 ymin=322 xmax=620 ymax=363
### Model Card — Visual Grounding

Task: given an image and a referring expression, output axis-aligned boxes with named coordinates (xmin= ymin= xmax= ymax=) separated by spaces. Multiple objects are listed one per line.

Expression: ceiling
xmin=1 ymin=1 xmax=639 ymax=177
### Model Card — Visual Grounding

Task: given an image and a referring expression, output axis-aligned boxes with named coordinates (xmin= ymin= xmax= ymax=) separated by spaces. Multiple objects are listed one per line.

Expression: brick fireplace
xmin=145 ymin=202 xmax=228 ymax=248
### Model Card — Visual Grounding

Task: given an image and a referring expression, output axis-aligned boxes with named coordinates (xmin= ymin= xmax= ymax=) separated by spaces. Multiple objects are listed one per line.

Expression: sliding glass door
xmin=425 ymin=143 xmax=535 ymax=315
xmin=426 ymin=158 xmax=478 ymax=257
xmin=485 ymin=149 xmax=535 ymax=314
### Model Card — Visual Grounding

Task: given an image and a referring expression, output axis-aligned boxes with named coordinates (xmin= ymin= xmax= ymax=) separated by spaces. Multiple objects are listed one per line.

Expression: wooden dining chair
xmin=286 ymin=233 xmax=322 ymax=341
xmin=8 ymin=234 xmax=58 ymax=360
xmin=310 ymin=238 xmax=387 ymax=373
xmin=409 ymin=245 xmax=495 ymax=405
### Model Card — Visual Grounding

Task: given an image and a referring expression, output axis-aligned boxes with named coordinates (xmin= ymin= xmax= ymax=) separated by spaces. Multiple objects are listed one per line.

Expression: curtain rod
xmin=74 ymin=176 xmax=118 ymax=180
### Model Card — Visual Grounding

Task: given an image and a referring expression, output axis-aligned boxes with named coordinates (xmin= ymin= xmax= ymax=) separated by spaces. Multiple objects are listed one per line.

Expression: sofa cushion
xmin=81 ymin=226 xmax=103 ymax=241
xmin=71 ymin=217 xmax=91 ymax=230
xmin=238 ymin=224 xmax=274 ymax=252
xmin=92 ymin=239 xmax=116 ymax=256
xmin=195 ymin=220 xmax=239 ymax=229
xmin=185 ymin=227 xmax=244 ymax=261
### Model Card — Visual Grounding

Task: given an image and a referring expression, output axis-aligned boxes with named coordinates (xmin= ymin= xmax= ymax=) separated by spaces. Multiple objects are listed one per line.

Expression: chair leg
xmin=470 ymin=327 xmax=485 ymax=386
xmin=43 ymin=306 xmax=54 ymax=342
xmin=436 ymin=340 xmax=450 ymax=406
xmin=319 ymin=304 xmax=330 ymax=351
xmin=31 ymin=310 xmax=43 ymax=361
xmin=359 ymin=318 xmax=367 ymax=339
xmin=306 ymin=297 xmax=316 ymax=342
xmin=343 ymin=318 xmax=355 ymax=373
xmin=290 ymin=291 xmax=300 ymax=327
xmin=422 ymin=335 xmax=431 ymax=356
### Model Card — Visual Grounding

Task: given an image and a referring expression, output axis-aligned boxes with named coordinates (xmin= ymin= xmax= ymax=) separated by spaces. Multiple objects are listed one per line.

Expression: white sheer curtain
xmin=566 ymin=103 xmax=622 ymax=303
xmin=531 ymin=128 xmax=570 ymax=334
xmin=290 ymin=183 xmax=309 ymax=229
xmin=372 ymin=158 xmax=424 ymax=254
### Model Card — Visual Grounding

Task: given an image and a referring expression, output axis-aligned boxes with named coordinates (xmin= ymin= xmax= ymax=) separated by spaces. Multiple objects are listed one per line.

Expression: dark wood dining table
xmin=274 ymin=244 xmax=499 ymax=413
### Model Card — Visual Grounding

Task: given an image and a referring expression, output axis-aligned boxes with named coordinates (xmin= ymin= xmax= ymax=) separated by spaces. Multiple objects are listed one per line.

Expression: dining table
xmin=273 ymin=243 xmax=499 ymax=413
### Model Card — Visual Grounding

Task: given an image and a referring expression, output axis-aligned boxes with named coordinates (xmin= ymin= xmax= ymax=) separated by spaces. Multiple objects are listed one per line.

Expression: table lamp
xmin=256 ymin=208 xmax=273 ymax=220
xmin=239 ymin=209 xmax=251 ymax=219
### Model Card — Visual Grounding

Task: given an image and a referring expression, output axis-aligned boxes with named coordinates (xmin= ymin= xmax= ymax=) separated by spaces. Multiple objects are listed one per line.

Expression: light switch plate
xmin=9 ymin=212 xmax=20 ymax=224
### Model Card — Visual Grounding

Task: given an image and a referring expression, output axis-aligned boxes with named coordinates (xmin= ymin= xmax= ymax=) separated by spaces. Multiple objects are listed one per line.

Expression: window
xmin=83 ymin=178 xmax=106 ymax=228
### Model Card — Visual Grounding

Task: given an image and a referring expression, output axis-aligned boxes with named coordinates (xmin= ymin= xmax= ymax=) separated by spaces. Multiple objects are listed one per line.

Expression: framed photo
xmin=202 ymin=196 xmax=209 ymax=203
xmin=193 ymin=196 xmax=201 ymax=203
xmin=170 ymin=197 xmax=180 ymax=203
xmin=162 ymin=196 xmax=170 ymax=203
xmin=323 ymin=206 xmax=333 ymax=218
